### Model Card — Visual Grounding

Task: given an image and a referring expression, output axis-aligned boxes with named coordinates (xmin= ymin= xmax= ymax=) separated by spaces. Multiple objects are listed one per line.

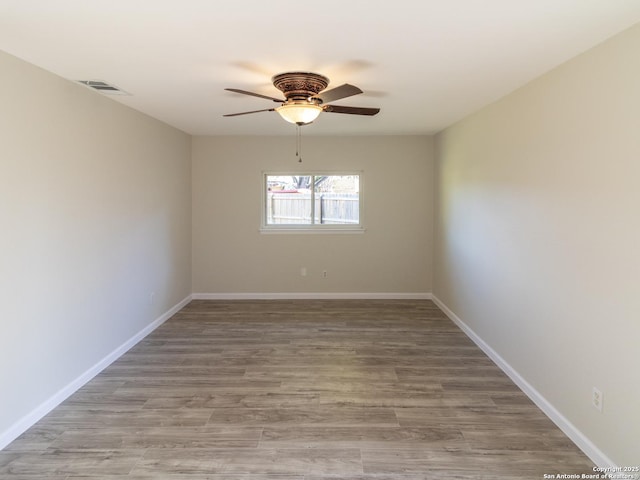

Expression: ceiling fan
xmin=224 ymin=71 xmax=380 ymax=125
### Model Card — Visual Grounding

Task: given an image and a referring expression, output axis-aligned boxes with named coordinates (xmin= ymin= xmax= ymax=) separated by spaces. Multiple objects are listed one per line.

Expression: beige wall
xmin=192 ymin=135 xmax=433 ymax=295
xmin=434 ymin=24 xmax=640 ymax=464
xmin=0 ymin=51 xmax=192 ymax=440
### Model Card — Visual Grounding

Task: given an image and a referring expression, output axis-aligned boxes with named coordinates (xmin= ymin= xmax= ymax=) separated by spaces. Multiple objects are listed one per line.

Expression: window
xmin=263 ymin=174 xmax=362 ymax=232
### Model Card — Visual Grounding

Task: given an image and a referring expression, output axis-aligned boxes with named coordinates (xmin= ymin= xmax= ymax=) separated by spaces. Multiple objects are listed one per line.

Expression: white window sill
xmin=259 ymin=227 xmax=366 ymax=235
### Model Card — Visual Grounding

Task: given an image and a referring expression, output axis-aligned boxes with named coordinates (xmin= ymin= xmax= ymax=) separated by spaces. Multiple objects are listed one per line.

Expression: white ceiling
xmin=2 ymin=1 xmax=640 ymax=136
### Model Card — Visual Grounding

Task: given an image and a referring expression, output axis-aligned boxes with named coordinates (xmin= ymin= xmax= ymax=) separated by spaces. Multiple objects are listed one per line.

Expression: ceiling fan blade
xmin=225 ymin=88 xmax=284 ymax=103
xmin=223 ymin=108 xmax=275 ymax=117
xmin=324 ymin=105 xmax=380 ymax=116
xmin=315 ymin=84 xmax=362 ymax=104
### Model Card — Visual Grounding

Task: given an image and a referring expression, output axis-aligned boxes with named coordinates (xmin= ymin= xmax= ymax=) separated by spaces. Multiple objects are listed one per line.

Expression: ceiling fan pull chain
xmin=296 ymin=124 xmax=302 ymax=163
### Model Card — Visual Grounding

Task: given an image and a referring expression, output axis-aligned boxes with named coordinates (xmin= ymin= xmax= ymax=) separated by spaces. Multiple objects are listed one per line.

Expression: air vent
xmin=77 ymin=80 xmax=130 ymax=95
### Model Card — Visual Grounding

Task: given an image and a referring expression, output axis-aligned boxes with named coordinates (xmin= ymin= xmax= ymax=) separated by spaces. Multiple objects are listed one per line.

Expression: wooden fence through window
xmin=266 ymin=192 xmax=359 ymax=225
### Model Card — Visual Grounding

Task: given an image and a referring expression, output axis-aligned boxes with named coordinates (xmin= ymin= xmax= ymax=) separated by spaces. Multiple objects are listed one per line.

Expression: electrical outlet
xmin=592 ymin=387 xmax=603 ymax=412
xmin=322 ymin=270 xmax=327 ymax=278
xmin=300 ymin=267 xmax=307 ymax=277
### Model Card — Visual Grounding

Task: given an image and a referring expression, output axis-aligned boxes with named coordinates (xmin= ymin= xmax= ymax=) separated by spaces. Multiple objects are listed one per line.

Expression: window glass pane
xmin=264 ymin=174 xmax=360 ymax=228
xmin=266 ymin=175 xmax=312 ymax=224
xmin=314 ymin=175 xmax=359 ymax=225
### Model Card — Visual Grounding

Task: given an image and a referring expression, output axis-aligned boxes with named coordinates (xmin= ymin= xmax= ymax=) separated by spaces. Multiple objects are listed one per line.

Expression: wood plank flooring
xmin=0 ymin=299 xmax=594 ymax=479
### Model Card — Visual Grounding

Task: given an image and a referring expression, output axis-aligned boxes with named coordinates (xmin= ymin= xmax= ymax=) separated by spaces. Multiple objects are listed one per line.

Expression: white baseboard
xmin=192 ymin=292 xmax=433 ymax=300
xmin=431 ymin=294 xmax=617 ymax=469
xmin=0 ymin=294 xmax=192 ymax=451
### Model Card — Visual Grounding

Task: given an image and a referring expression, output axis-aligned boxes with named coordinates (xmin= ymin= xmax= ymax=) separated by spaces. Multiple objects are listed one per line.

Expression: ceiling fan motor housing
xmin=272 ymin=72 xmax=329 ymax=103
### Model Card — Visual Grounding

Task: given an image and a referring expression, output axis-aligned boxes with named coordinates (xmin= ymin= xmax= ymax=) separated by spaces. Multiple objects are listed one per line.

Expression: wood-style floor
xmin=0 ymin=299 xmax=594 ymax=479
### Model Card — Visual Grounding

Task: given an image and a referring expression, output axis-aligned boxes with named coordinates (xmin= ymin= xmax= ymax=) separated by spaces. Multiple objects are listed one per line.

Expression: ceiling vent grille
xmin=77 ymin=80 xmax=130 ymax=95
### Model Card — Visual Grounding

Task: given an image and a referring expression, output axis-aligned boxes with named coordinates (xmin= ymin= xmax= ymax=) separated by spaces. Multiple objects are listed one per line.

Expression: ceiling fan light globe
xmin=275 ymin=104 xmax=322 ymax=125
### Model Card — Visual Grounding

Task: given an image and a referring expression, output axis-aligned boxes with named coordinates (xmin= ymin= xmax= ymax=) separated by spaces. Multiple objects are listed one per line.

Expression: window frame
xmin=260 ymin=171 xmax=365 ymax=234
